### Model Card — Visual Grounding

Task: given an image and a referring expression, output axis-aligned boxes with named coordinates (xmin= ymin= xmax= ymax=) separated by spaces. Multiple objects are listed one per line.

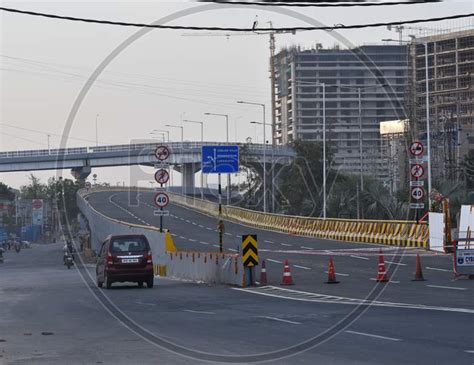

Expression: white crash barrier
xmin=158 ymin=251 xmax=243 ymax=286
xmin=429 ymin=212 xmax=445 ymax=252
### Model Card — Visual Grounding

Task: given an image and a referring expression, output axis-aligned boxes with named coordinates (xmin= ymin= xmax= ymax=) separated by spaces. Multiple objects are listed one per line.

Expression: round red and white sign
xmin=154 ymin=145 xmax=170 ymax=161
xmin=410 ymin=141 xmax=424 ymax=156
xmin=153 ymin=192 xmax=169 ymax=208
xmin=411 ymin=187 xmax=425 ymax=201
xmin=32 ymin=199 xmax=43 ymax=209
xmin=154 ymin=169 xmax=169 ymax=184
xmin=410 ymin=164 xmax=424 ymax=179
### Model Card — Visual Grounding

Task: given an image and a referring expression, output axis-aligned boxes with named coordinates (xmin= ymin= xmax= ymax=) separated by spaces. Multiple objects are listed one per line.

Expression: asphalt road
xmin=0 ymin=191 xmax=472 ymax=364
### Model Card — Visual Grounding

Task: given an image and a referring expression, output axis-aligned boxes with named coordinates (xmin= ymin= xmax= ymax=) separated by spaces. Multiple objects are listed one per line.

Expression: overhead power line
xmin=0 ymin=6 xmax=472 ymax=32
xmin=206 ymin=1 xmax=441 ymax=7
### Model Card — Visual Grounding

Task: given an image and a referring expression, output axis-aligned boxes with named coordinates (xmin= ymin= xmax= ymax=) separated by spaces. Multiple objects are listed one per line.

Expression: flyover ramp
xmin=83 ymin=188 xmax=473 ymax=310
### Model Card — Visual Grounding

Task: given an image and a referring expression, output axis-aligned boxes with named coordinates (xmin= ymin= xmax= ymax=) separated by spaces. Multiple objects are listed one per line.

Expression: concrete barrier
xmin=77 ymin=188 xmax=243 ymax=286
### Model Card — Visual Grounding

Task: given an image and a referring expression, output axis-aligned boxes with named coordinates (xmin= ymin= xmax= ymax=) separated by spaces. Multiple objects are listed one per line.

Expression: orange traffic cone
xmin=326 ymin=256 xmax=340 ymax=284
xmin=281 ymin=259 xmax=294 ymax=285
xmin=412 ymin=254 xmax=426 ymax=281
xmin=260 ymin=260 xmax=268 ymax=286
xmin=376 ymin=249 xmax=389 ymax=282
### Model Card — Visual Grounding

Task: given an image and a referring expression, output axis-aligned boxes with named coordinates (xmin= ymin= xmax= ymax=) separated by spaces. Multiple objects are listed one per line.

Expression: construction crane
xmin=387 ymin=25 xmax=450 ymax=43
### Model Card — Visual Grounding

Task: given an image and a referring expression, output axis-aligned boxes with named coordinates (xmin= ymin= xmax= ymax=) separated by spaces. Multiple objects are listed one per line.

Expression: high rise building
xmin=274 ymin=44 xmax=407 ymax=181
xmin=405 ymin=29 xmax=473 ymax=187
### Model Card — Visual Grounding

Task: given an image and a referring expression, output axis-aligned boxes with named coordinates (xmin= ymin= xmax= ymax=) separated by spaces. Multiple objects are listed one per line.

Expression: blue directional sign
xmin=202 ymin=145 xmax=239 ymax=174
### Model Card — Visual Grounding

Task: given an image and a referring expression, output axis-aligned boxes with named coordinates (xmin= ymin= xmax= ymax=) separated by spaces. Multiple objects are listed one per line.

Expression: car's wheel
xmin=97 ymin=277 xmax=103 ymax=288
xmin=146 ymin=278 xmax=154 ymax=288
xmin=105 ymin=274 xmax=112 ymax=289
xmin=137 ymin=281 xmax=144 ymax=288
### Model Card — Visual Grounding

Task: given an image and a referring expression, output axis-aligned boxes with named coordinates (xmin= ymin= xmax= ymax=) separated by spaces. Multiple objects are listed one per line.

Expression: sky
xmin=0 ymin=0 xmax=472 ymax=188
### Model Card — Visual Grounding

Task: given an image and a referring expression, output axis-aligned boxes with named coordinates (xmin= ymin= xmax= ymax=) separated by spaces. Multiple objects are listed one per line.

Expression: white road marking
xmin=171 ymin=233 xmax=177 ymax=237
xmin=464 ymin=350 xmax=474 ymax=354
xmin=427 ymin=285 xmax=466 ymax=291
xmin=183 ymin=309 xmax=215 ymax=315
xmin=228 ymin=248 xmax=238 ymax=252
xmin=188 ymin=239 xmax=197 ymax=242
xmin=350 ymin=255 xmax=369 ymax=260
xmin=325 ymin=271 xmax=349 ymax=277
xmin=425 ymin=267 xmax=451 ymax=272
xmin=293 ymin=264 xmax=311 ymax=270
xmin=281 ymin=243 xmax=293 ymax=247
xmin=385 ymin=261 xmax=407 ymax=266
xmin=206 ymin=227 xmax=213 ymax=231
xmin=235 ymin=235 xmax=240 ymax=238
xmin=267 ymin=258 xmax=283 ymax=264
xmin=198 ymin=225 xmax=204 ymax=228
xmin=369 ymin=278 xmax=400 ymax=283
xmin=179 ymin=236 xmax=186 ymax=239
xmin=200 ymin=241 xmax=209 ymax=245
xmin=301 ymin=246 xmax=313 ymax=250
xmin=232 ymin=287 xmax=474 ymax=314
xmin=345 ymin=330 xmax=401 ymax=342
xmin=185 ymin=220 xmax=191 ymax=223
xmin=264 ymin=240 xmax=274 ymax=244
xmin=213 ymin=244 xmax=220 ymax=248
xmin=257 ymin=316 xmax=301 ymax=325
xmin=135 ymin=301 xmax=157 ymax=306
xmin=225 ymin=233 xmax=232 ymax=236
xmin=192 ymin=222 xmax=197 ymax=225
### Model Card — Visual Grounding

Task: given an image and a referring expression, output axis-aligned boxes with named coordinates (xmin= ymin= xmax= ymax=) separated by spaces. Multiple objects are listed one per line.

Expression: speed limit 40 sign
xmin=153 ymin=192 xmax=170 ymax=208
xmin=411 ymin=187 xmax=425 ymax=201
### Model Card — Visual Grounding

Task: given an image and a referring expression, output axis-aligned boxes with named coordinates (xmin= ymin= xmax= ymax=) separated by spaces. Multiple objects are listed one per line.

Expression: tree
xmin=20 ymin=174 xmax=47 ymax=199
xmin=0 ymin=182 xmax=15 ymax=201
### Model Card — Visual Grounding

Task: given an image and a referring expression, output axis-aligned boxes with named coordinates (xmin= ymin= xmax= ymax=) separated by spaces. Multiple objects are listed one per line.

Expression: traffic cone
xmin=412 ymin=254 xmax=426 ymax=281
xmin=260 ymin=260 xmax=268 ymax=286
xmin=326 ymin=256 xmax=340 ymax=284
xmin=376 ymin=249 xmax=389 ymax=282
xmin=281 ymin=259 xmax=294 ymax=285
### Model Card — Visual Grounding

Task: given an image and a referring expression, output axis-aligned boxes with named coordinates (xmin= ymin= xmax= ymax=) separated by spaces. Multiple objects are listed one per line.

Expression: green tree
xmin=0 ymin=182 xmax=15 ymax=201
xmin=20 ymin=174 xmax=47 ymax=199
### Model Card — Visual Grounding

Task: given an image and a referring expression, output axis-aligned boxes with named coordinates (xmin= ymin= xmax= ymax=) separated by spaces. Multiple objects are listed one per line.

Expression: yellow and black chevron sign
xmin=242 ymin=234 xmax=258 ymax=267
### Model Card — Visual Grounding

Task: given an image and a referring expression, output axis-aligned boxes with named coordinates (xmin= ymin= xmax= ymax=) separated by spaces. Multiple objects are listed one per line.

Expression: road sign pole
xmin=218 ymin=173 xmax=223 ymax=253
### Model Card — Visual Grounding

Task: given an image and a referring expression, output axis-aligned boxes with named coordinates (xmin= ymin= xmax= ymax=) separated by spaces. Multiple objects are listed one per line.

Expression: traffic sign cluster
xmin=409 ymin=141 xmax=425 ymax=210
xmin=153 ymin=145 xmax=171 ymax=229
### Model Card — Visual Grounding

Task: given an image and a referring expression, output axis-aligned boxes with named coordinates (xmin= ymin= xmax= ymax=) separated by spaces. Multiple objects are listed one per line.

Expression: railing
xmin=0 ymin=142 xmax=293 ymax=159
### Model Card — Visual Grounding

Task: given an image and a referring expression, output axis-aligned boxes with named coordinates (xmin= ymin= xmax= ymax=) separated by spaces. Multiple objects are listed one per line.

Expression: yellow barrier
xmin=80 ymin=188 xmax=429 ymax=249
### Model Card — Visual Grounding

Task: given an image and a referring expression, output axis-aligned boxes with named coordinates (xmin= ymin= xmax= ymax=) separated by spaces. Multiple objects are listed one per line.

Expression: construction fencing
xmin=168 ymin=193 xmax=429 ymax=249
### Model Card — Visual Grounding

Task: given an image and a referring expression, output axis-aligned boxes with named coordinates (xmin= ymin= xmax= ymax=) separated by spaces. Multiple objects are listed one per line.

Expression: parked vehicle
xmin=96 ymin=234 xmax=154 ymax=289
xmin=0 ymin=247 xmax=4 ymax=263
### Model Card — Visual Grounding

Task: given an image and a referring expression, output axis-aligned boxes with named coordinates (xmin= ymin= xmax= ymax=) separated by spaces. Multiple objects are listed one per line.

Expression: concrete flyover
xmin=0 ymin=142 xmax=294 ymax=190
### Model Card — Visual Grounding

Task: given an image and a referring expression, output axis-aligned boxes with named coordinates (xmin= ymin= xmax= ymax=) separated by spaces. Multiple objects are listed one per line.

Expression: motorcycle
xmin=14 ymin=242 xmax=21 ymax=253
xmin=64 ymin=252 xmax=74 ymax=269
xmin=0 ymin=248 xmax=4 ymax=264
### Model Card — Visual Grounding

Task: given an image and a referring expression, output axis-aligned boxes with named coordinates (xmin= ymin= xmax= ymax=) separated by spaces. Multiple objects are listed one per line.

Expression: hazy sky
xmin=1 ymin=0 xmax=472 ymax=188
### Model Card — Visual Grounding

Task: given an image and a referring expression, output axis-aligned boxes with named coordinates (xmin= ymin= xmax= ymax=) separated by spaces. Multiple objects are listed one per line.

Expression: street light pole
xmin=152 ymin=129 xmax=170 ymax=142
xmin=184 ymin=119 xmax=205 ymax=200
xmin=236 ymin=101 xmax=268 ymax=213
xmin=292 ymin=82 xmax=327 ymax=219
xmin=95 ymin=114 xmax=99 ymax=146
xmin=204 ymin=112 xmax=230 ymax=206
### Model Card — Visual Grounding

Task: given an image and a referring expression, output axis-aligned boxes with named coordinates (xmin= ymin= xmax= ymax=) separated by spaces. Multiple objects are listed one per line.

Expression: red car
xmin=96 ymin=234 xmax=154 ymax=289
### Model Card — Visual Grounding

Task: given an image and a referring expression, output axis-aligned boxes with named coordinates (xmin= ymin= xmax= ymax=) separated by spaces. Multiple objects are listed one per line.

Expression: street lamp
xmin=383 ymin=38 xmax=432 ymax=208
xmin=291 ymin=82 xmax=327 ymax=219
xmin=237 ymin=101 xmax=269 ymax=213
xmin=183 ymin=119 xmax=205 ymax=200
xmin=152 ymin=129 xmax=170 ymax=142
xmin=204 ymin=112 xmax=231 ymax=206
xmin=165 ymin=124 xmax=184 ymax=142
xmin=149 ymin=132 xmax=165 ymax=142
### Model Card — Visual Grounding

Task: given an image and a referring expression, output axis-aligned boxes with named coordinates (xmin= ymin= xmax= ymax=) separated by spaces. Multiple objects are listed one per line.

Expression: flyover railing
xmin=0 ymin=142 xmax=293 ymax=159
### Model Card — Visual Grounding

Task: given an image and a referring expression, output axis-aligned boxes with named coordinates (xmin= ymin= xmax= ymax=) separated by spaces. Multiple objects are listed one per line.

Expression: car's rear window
xmin=110 ymin=237 xmax=148 ymax=253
